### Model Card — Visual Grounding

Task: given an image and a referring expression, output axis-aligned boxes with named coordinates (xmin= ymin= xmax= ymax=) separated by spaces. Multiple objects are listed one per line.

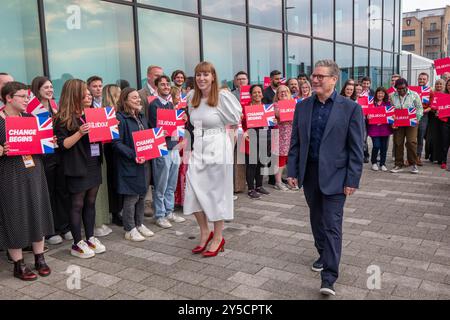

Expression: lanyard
xmin=134 ymin=114 xmax=145 ymax=131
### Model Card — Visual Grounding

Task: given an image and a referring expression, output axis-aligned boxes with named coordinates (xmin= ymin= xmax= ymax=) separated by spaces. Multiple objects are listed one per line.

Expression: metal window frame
xmin=33 ymin=0 xmax=402 ymax=89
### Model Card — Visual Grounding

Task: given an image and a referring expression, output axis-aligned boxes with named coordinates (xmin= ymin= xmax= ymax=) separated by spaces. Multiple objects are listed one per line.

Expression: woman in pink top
xmin=367 ymin=87 xmax=393 ymax=172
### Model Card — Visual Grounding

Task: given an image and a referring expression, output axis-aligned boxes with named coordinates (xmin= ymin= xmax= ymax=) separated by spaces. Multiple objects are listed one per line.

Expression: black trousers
xmin=44 ymin=154 xmax=70 ymax=235
xmin=303 ymin=161 xmax=346 ymax=286
xmin=245 ymin=153 xmax=264 ymax=190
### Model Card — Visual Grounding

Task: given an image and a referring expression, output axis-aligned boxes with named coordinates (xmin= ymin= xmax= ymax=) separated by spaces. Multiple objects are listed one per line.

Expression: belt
xmin=193 ymin=128 xmax=226 ymax=137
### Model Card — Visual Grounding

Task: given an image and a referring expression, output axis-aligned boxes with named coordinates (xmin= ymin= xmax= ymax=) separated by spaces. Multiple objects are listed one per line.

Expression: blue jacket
xmin=112 ymin=111 xmax=150 ymax=196
xmin=288 ymin=93 xmax=364 ymax=195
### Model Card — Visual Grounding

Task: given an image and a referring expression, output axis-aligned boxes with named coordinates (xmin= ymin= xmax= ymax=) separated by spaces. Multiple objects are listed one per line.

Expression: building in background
xmin=0 ymin=0 xmax=402 ymax=99
xmin=402 ymin=6 xmax=450 ymax=60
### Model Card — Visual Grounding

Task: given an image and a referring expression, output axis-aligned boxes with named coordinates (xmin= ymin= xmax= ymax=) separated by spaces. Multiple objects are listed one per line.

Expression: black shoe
xmin=248 ymin=190 xmax=261 ymax=200
xmin=255 ymin=186 xmax=270 ymax=195
xmin=23 ymin=246 xmax=49 ymax=254
xmin=363 ymin=157 xmax=369 ymax=164
xmin=268 ymin=175 xmax=276 ymax=185
xmin=112 ymin=214 xmax=123 ymax=227
xmin=311 ymin=259 xmax=324 ymax=272
xmin=320 ymin=281 xmax=336 ymax=296
xmin=281 ymin=178 xmax=288 ymax=184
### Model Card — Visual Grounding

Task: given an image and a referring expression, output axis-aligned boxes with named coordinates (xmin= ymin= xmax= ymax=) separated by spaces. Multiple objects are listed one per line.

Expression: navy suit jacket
xmin=287 ymin=93 xmax=364 ymax=195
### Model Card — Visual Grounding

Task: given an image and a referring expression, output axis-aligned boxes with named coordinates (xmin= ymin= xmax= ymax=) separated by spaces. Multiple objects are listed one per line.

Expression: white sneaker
xmin=62 ymin=231 xmax=73 ymax=241
xmin=233 ymin=195 xmax=238 ymax=200
xmin=102 ymin=224 xmax=113 ymax=234
xmin=155 ymin=218 xmax=172 ymax=229
xmin=137 ymin=224 xmax=154 ymax=237
xmin=71 ymin=240 xmax=95 ymax=259
xmin=410 ymin=165 xmax=419 ymax=174
xmin=371 ymin=163 xmax=379 ymax=171
xmin=125 ymin=228 xmax=146 ymax=242
xmin=380 ymin=165 xmax=388 ymax=172
xmin=167 ymin=212 xmax=186 ymax=223
xmin=94 ymin=226 xmax=109 ymax=237
xmin=86 ymin=237 xmax=106 ymax=254
xmin=47 ymin=235 xmax=63 ymax=245
xmin=274 ymin=182 xmax=289 ymax=191
xmin=390 ymin=166 xmax=403 ymax=173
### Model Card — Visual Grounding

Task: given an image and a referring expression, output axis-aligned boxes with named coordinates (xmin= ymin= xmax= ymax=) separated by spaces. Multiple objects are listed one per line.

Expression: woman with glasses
xmin=54 ymin=79 xmax=106 ymax=259
xmin=0 ymin=81 xmax=53 ymax=281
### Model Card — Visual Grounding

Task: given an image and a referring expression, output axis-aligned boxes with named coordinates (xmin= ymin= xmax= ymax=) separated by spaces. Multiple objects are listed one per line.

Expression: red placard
xmin=434 ymin=57 xmax=450 ymax=76
xmin=84 ymin=107 xmax=119 ymax=143
xmin=357 ymin=96 xmax=374 ymax=116
xmin=394 ymin=108 xmax=417 ymax=127
xmin=244 ymin=104 xmax=276 ymax=128
xmin=277 ymin=99 xmax=297 ymax=122
xmin=5 ymin=116 xmax=54 ymax=155
xmin=132 ymin=128 xmax=168 ymax=161
xmin=156 ymin=109 xmax=186 ymax=137
xmin=263 ymin=77 xmax=271 ymax=90
xmin=367 ymin=107 xmax=387 ymax=125
xmin=433 ymin=92 xmax=450 ymax=119
xmin=239 ymin=85 xmax=251 ymax=107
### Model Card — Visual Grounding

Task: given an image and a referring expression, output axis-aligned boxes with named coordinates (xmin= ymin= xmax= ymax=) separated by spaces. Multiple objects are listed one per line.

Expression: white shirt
xmin=147 ymin=83 xmax=157 ymax=96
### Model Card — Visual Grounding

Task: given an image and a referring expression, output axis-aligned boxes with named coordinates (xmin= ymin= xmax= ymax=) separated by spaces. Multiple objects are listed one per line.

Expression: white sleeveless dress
xmin=183 ymin=90 xmax=242 ymax=221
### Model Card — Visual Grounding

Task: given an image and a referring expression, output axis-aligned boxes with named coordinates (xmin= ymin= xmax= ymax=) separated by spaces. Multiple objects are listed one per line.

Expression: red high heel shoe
xmin=202 ymin=238 xmax=225 ymax=257
xmin=192 ymin=232 xmax=214 ymax=254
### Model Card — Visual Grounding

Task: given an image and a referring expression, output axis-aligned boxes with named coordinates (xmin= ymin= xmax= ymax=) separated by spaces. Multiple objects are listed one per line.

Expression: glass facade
xmin=0 ymin=0 xmax=402 ymax=95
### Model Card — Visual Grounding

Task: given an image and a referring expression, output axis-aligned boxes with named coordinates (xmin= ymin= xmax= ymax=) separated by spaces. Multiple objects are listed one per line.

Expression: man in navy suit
xmin=287 ymin=60 xmax=364 ymax=296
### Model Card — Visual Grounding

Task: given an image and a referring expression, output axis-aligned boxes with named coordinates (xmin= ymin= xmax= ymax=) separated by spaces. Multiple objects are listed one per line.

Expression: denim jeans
xmin=152 ymin=150 xmax=180 ymax=219
xmin=370 ymin=136 xmax=389 ymax=166
xmin=417 ymin=113 xmax=429 ymax=158
xmin=122 ymin=195 xmax=145 ymax=232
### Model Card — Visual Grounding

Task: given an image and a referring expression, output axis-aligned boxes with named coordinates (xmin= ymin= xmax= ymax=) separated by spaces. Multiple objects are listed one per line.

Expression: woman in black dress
xmin=54 ymin=79 xmax=106 ymax=259
xmin=425 ymin=80 xmax=445 ymax=164
xmin=0 ymin=81 xmax=53 ymax=281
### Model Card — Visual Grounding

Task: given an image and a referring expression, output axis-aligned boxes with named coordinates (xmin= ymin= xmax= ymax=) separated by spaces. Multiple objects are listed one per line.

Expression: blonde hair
xmin=170 ymin=86 xmax=181 ymax=103
xmin=102 ymin=84 xmax=121 ymax=109
xmin=300 ymin=80 xmax=312 ymax=97
xmin=273 ymin=85 xmax=292 ymax=103
xmin=56 ymin=79 xmax=87 ymax=131
xmin=191 ymin=61 xmax=219 ymax=108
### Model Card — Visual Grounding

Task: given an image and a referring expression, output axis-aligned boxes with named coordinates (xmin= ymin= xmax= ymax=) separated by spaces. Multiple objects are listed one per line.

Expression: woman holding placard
xmin=0 ymin=81 xmax=53 ymax=280
xmin=54 ymin=79 xmax=106 ymax=259
xmin=273 ymin=85 xmax=296 ymax=191
xmin=184 ymin=62 xmax=241 ymax=257
xmin=113 ymin=88 xmax=153 ymax=242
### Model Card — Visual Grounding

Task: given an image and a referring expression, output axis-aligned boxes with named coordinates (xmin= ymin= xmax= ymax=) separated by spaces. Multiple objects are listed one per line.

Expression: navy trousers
xmin=303 ymin=161 xmax=346 ymax=286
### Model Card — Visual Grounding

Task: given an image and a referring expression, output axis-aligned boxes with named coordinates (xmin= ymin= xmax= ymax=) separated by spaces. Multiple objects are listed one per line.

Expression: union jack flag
xmin=368 ymin=96 xmax=374 ymax=106
xmin=264 ymin=104 xmax=276 ymax=127
xmin=386 ymin=105 xmax=395 ymax=125
xmin=176 ymin=94 xmax=187 ymax=109
xmin=408 ymin=107 xmax=417 ymax=126
xmin=37 ymin=115 xmax=54 ymax=154
xmin=27 ymin=92 xmax=50 ymax=118
xmin=175 ymin=109 xmax=186 ymax=137
xmin=105 ymin=106 xmax=119 ymax=140
xmin=421 ymin=85 xmax=431 ymax=104
xmin=153 ymin=127 xmax=169 ymax=157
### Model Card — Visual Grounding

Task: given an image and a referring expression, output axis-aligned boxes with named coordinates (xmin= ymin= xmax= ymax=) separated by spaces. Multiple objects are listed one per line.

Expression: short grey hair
xmin=314 ymin=60 xmax=340 ymax=78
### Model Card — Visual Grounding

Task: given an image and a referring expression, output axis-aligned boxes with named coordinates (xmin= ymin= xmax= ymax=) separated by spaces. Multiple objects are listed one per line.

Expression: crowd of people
xmin=0 ymin=61 xmax=449 ymax=296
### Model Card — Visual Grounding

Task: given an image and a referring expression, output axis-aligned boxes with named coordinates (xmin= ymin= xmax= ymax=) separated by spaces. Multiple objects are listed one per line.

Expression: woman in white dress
xmin=184 ymin=62 xmax=242 ymax=257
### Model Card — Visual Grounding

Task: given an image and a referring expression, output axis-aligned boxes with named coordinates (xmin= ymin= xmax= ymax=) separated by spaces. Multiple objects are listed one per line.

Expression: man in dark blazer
xmin=287 ymin=60 xmax=364 ymax=296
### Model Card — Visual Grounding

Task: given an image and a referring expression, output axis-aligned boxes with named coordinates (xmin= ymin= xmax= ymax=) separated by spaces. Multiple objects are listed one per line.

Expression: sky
xmin=403 ymin=0 xmax=449 ymax=13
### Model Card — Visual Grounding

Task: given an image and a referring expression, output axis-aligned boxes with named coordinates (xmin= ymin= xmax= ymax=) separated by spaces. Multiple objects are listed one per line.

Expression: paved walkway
xmin=1 ymin=159 xmax=449 ymax=300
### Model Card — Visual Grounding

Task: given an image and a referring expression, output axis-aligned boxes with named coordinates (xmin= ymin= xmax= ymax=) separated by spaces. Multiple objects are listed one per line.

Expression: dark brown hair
xmin=117 ymin=87 xmax=139 ymax=115
xmin=56 ymin=79 xmax=88 ymax=131
xmin=1 ymin=81 xmax=27 ymax=103
xmin=31 ymin=76 xmax=52 ymax=103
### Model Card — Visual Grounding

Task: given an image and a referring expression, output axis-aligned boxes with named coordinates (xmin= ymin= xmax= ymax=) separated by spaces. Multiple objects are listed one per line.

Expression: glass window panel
xmin=383 ymin=52 xmax=393 ymax=87
xmin=354 ymin=0 xmax=369 ymax=46
xmin=138 ymin=0 xmax=197 ymax=13
xmin=335 ymin=0 xmax=353 ymax=44
xmin=286 ymin=0 xmax=311 ymax=36
xmin=202 ymin=0 xmax=245 ymax=22
xmin=0 ymin=0 xmax=43 ymax=84
xmin=249 ymin=0 xmax=282 ymax=30
xmin=313 ymin=40 xmax=333 ymax=63
xmin=369 ymin=0 xmax=382 ymax=49
xmin=336 ymin=44 xmax=353 ymax=90
xmin=383 ymin=0 xmax=394 ymax=52
xmin=395 ymin=0 xmax=401 ymax=53
xmin=312 ymin=0 xmax=333 ymax=39
xmin=203 ymin=21 xmax=247 ymax=88
xmin=354 ymin=47 xmax=368 ymax=81
xmin=286 ymin=36 xmax=311 ymax=79
xmin=249 ymin=29 xmax=283 ymax=84
xmin=44 ymin=0 xmax=136 ymax=101
xmin=370 ymin=50 xmax=382 ymax=88
xmin=138 ymin=9 xmax=199 ymax=86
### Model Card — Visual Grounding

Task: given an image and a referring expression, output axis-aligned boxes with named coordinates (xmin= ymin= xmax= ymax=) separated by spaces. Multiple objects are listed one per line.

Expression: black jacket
xmin=54 ymin=116 xmax=103 ymax=177
xmin=263 ymin=87 xmax=276 ymax=104
xmin=112 ymin=111 xmax=150 ymax=196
